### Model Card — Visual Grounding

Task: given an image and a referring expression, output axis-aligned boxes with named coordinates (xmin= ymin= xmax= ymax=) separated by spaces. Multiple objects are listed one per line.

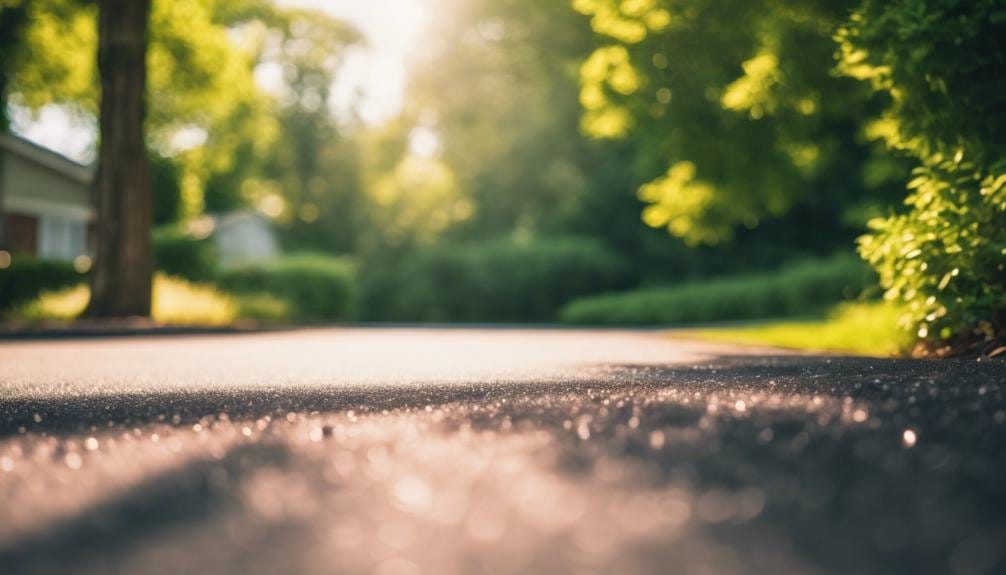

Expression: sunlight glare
xmin=280 ymin=0 xmax=432 ymax=124
xmin=408 ymin=126 xmax=440 ymax=158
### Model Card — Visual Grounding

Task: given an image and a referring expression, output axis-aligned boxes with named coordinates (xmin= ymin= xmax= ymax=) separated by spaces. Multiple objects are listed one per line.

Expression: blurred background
xmin=0 ymin=0 xmax=1002 ymax=356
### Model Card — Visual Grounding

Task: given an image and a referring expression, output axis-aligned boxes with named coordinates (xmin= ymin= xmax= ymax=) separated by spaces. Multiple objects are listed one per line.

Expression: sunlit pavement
xmin=0 ymin=328 xmax=1004 ymax=575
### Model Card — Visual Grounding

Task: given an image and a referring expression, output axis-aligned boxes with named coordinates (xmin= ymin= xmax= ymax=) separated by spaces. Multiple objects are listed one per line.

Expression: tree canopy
xmin=572 ymin=0 xmax=906 ymax=245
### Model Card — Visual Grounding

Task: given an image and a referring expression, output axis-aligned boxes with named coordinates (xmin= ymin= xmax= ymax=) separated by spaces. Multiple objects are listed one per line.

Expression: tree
xmin=249 ymin=9 xmax=364 ymax=253
xmin=9 ymin=0 xmax=281 ymax=220
xmin=572 ymin=0 xmax=905 ymax=246
xmin=398 ymin=0 xmax=854 ymax=280
xmin=87 ymin=0 xmax=152 ymax=317
xmin=408 ymin=0 xmax=600 ymax=239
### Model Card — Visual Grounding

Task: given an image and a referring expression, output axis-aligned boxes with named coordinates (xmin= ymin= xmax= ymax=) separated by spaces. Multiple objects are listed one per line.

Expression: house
xmin=0 ymin=132 xmax=279 ymax=268
xmin=0 ymin=133 xmax=95 ymax=262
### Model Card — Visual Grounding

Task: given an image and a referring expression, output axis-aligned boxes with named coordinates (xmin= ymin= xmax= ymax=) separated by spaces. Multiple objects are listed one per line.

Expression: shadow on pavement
xmin=0 ymin=441 xmax=293 ymax=574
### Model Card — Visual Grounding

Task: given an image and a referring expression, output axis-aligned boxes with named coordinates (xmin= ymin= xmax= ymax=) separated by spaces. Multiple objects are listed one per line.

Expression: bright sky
xmin=14 ymin=0 xmax=431 ymax=163
xmin=285 ymin=0 xmax=430 ymax=123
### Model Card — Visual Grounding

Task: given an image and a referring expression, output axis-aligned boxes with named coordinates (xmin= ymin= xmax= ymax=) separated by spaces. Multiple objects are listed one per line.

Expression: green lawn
xmin=672 ymin=302 xmax=913 ymax=357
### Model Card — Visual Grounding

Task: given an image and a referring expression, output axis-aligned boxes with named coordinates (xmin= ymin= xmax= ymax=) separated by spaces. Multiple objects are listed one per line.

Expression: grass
xmin=152 ymin=275 xmax=238 ymax=325
xmin=16 ymin=284 xmax=91 ymax=321
xmin=672 ymin=301 xmax=913 ymax=357
xmin=14 ymin=274 xmax=289 ymax=325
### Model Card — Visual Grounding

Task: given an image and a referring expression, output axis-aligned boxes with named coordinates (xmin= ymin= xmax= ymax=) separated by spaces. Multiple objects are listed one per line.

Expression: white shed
xmin=211 ymin=210 xmax=279 ymax=268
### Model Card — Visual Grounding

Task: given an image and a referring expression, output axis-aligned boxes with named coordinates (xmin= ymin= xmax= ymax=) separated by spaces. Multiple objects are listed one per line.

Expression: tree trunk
xmin=0 ymin=1 xmax=28 ymax=133
xmin=87 ymin=0 xmax=152 ymax=318
xmin=0 ymin=1 xmax=30 ymax=249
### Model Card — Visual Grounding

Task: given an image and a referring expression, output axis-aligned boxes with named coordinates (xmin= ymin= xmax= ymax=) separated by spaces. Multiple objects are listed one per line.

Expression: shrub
xmin=837 ymin=0 xmax=1006 ymax=343
xmin=0 ymin=256 xmax=84 ymax=315
xmin=860 ymin=159 xmax=1006 ymax=341
xmin=560 ymin=254 xmax=874 ymax=325
xmin=234 ymin=293 xmax=290 ymax=323
xmin=153 ymin=226 xmax=218 ymax=282
xmin=358 ymin=237 xmax=631 ymax=322
xmin=217 ymin=253 xmax=355 ymax=321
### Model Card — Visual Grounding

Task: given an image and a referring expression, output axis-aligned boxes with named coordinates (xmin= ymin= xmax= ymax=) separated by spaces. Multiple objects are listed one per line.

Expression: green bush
xmin=0 ymin=256 xmax=84 ymax=315
xmin=217 ymin=253 xmax=355 ymax=321
xmin=153 ymin=226 xmax=218 ymax=282
xmin=233 ymin=293 xmax=291 ymax=323
xmin=836 ymin=0 xmax=1006 ymax=343
xmin=860 ymin=159 xmax=1006 ymax=340
xmin=358 ymin=237 xmax=631 ymax=322
xmin=560 ymin=254 xmax=874 ymax=325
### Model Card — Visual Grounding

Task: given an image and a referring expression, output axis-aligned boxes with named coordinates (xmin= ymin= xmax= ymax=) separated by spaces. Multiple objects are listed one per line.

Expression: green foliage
xmin=358 ymin=237 xmax=631 ymax=322
xmin=10 ymin=0 xmax=96 ymax=113
xmin=233 ymin=293 xmax=290 ymax=323
xmin=835 ymin=0 xmax=1006 ymax=162
xmin=0 ymin=256 xmax=83 ymax=314
xmin=859 ymin=159 xmax=1006 ymax=339
xmin=407 ymin=0 xmax=603 ymax=240
xmin=152 ymin=226 xmax=218 ymax=283
xmin=365 ymin=155 xmax=469 ymax=248
xmin=252 ymin=9 xmax=364 ymax=254
xmin=217 ymin=253 xmax=355 ymax=321
xmin=561 ymin=255 xmax=873 ymax=325
xmin=839 ymin=0 xmax=1006 ymax=341
xmin=151 ymin=151 xmax=184 ymax=225
xmin=573 ymin=0 xmax=903 ymax=245
xmin=9 ymin=0 xmax=330 ymax=218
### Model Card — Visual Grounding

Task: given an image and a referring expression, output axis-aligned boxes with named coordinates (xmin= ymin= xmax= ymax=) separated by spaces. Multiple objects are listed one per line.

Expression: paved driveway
xmin=1 ymin=328 xmax=1003 ymax=574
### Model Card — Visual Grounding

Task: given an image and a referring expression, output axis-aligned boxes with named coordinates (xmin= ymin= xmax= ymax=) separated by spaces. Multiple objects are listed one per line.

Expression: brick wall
xmin=3 ymin=212 xmax=38 ymax=255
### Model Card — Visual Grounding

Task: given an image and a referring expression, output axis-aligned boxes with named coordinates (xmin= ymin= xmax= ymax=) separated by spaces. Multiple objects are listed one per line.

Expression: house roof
xmin=0 ymin=133 xmax=94 ymax=185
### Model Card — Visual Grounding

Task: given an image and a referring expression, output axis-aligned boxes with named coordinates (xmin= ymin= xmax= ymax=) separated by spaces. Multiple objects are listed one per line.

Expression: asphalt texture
xmin=0 ymin=327 xmax=1003 ymax=575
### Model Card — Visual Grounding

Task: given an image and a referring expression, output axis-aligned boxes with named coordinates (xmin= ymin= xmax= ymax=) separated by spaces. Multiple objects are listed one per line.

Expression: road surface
xmin=0 ymin=328 xmax=1004 ymax=575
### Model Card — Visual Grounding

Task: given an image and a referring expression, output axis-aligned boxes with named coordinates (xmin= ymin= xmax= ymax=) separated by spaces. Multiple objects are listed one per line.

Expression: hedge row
xmin=357 ymin=237 xmax=632 ymax=322
xmin=560 ymin=254 xmax=875 ymax=325
xmin=0 ymin=257 xmax=84 ymax=315
xmin=216 ymin=253 xmax=355 ymax=321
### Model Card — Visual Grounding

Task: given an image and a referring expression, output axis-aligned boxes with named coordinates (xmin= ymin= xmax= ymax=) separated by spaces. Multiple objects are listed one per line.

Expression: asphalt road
xmin=0 ymin=328 xmax=1004 ymax=575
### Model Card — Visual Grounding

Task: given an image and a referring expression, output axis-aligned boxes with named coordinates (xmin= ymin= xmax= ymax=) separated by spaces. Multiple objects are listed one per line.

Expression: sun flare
xmin=280 ymin=0 xmax=432 ymax=123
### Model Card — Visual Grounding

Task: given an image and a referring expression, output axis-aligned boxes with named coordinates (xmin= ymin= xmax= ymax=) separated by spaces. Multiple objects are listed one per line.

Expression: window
xmin=38 ymin=215 xmax=87 ymax=261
